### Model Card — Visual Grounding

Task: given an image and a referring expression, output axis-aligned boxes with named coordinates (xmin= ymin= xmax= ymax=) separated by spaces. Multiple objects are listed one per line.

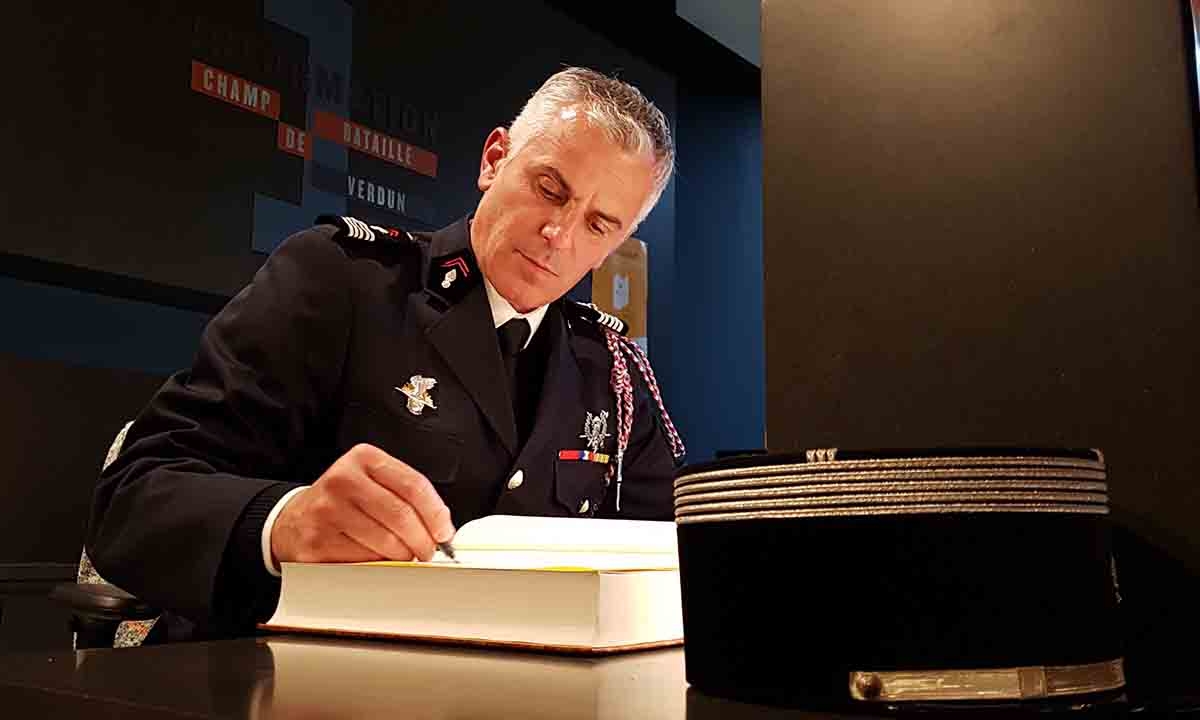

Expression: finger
xmin=296 ymin=529 xmax=382 ymax=564
xmin=328 ymin=446 xmax=434 ymax=559
xmin=347 ymin=478 xmax=439 ymax=561
xmin=327 ymin=466 xmax=435 ymax=560
xmin=344 ymin=445 xmax=454 ymax=554
xmin=335 ymin=499 xmax=417 ymax=562
xmin=365 ymin=456 xmax=455 ymax=544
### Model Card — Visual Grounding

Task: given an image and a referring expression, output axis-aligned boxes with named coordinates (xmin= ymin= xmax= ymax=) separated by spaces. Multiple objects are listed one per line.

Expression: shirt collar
xmin=483 ymin=277 xmax=548 ymax=350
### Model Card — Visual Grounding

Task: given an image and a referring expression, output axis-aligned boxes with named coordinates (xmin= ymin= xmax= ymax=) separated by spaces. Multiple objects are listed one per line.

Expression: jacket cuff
xmin=217 ymin=481 xmax=303 ymax=626
xmin=261 ymin=486 xmax=310 ymax=577
xmin=235 ymin=482 xmax=301 ymax=570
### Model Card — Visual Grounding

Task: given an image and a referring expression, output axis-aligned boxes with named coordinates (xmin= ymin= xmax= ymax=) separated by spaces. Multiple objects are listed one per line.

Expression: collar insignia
xmin=427 ymin=250 xmax=479 ymax=305
xmin=440 ymin=256 xmax=470 ymax=289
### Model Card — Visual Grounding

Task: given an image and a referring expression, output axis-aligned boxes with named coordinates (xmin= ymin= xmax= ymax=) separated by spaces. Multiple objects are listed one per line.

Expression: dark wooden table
xmin=0 ymin=635 xmax=1188 ymax=718
xmin=0 ymin=635 xmax=798 ymax=719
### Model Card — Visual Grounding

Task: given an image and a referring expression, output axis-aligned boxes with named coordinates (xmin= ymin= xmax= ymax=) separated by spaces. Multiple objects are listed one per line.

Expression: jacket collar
xmin=409 ymin=216 xmax=586 ymax=457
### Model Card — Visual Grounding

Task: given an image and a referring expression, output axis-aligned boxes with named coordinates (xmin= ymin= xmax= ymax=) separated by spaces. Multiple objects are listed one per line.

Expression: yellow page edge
xmin=280 ymin=561 xmax=677 ymax=573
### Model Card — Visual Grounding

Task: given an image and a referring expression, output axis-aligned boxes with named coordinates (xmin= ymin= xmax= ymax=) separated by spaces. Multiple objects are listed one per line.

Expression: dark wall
xmin=2 ymin=0 xmax=675 ymax=300
xmin=673 ymin=44 xmax=764 ymax=460
xmin=763 ymin=1 xmax=1200 ymax=564
xmin=0 ymin=354 xmax=166 ymax=567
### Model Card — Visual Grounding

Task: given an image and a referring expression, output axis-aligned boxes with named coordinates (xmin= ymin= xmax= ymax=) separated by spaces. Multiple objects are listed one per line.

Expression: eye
xmin=536 ymin=177 xmax=563 ymax=202
xmin=589 ymin=221 xmax=609 ymax=236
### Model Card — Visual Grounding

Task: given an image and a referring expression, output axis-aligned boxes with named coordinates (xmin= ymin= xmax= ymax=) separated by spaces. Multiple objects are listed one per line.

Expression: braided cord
xmin=601 ymin=330 xmax=687 ymax=512
xmin=616 ymin=338 xmax=686 ymax=460
xmin=604 ymin=330 xmax=635 ymax=511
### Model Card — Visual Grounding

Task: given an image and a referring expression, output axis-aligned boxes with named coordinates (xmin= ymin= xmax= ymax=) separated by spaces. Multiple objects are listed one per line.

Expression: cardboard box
xmin=592 ymin=237 xmax=648 ymax=352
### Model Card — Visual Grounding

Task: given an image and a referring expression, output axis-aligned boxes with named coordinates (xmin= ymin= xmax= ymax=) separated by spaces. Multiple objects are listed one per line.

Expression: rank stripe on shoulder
xmin=316 ymin=214 xmax=416 ymax=245
xmin=345 ymin=216 xmax=374 ymax=241
xmin=567 ymin=301 xmax=628 ymax=336
xmin=594 ymin=310 xmax=625 ymax=333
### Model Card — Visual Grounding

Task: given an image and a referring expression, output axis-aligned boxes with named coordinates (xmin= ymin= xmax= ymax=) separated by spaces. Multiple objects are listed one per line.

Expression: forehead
xmin=515 ymin=111 xmax=655 ymax=208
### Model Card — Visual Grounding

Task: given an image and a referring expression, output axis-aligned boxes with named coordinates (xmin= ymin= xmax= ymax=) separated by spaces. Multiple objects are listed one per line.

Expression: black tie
xmin=497 ymin=318 xmax=532 ymax=438
xmin=497 ymin=318 xmax=531 ymax=358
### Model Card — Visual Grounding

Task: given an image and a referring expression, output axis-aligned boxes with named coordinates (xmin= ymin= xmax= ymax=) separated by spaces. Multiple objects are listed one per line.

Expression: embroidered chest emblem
xmin=580 ymin=411 xmax=610 ymax=453
xmin=396 ymin=375 xmax=438 ymax=415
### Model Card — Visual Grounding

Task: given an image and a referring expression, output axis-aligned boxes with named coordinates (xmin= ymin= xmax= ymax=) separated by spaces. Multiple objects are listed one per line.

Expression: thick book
xmin=260 ymin=515 xmax=683 ymax=653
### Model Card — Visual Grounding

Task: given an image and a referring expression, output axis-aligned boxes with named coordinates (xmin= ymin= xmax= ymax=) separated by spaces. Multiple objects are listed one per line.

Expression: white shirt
xmin=261 ymin=275 xmax=549 ymax=576
xmin=482 ymin=276 xmax=548 ymax=346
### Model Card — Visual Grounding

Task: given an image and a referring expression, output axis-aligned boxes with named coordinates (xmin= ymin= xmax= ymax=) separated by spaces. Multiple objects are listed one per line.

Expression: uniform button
xmin=507 ymin=470 xmax=524 ymax=490
xmin=578 ymin=499 xmax=590 ymax=514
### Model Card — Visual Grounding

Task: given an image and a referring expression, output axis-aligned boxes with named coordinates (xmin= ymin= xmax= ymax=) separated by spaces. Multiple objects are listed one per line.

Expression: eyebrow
xmin=538 ymin=164 xmax=624 ymax=231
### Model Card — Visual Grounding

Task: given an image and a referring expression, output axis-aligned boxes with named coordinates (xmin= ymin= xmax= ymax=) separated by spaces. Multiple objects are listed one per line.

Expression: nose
xmin=540 ymin=221 xmax=562 ymax=244
xmin=541 ymin=208 xmax=581 ymax=250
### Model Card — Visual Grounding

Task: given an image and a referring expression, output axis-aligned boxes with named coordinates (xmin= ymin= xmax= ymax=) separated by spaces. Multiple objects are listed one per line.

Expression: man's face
xmin=470 ymin=109 xmax=657 ymax=313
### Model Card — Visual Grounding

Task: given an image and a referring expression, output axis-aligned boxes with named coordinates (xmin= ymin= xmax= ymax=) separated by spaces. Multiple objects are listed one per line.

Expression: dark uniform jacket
xmin=86 ymin=216 xmax=682 ymax=640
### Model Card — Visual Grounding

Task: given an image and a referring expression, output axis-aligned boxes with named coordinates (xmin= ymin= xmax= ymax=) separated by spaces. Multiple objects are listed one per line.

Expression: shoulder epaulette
xmin=315 ymin=214 xmax=418 ymax=245
xmin=564 ymin=301 xmax=628 ymax=337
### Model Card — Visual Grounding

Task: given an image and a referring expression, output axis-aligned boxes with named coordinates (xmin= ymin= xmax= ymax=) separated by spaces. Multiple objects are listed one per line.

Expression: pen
xmin=437 ymin=540 xmax=458 ymax=561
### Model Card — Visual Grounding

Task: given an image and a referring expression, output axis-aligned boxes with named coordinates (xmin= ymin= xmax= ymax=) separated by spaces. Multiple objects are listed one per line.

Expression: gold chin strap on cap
xmin=849 ymin=659 xmax=1126 ymax=703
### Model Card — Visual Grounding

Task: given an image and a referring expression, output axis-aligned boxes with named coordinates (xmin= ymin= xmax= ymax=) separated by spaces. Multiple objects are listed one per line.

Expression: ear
xmin=478 ymin=127 xmax=510 ymax=191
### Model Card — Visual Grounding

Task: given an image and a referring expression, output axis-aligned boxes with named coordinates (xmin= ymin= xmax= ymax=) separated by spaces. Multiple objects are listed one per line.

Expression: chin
xmin=514 ymin=286 xmax=558 ymax=313
xmin=497 ymin=270 xmax=553 ymax=309
xmin=511 ymin=292 xmax=548 ymax=313
xmin=492 ymin=279 xmax=534 ymax=312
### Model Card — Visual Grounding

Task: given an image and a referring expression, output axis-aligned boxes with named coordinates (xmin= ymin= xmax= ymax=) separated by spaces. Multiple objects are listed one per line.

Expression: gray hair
xmin=507 ymin=67 xmax=675 ymax=227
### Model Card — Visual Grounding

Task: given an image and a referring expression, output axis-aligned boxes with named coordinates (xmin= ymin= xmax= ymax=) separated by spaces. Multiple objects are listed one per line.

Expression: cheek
xmin=494 ymin=211 xmax=536 ymax=245
xmin=583 ymin=239 xmax=620 ymax=269
xmin=556 ymin=248 xmax=604 ymax=284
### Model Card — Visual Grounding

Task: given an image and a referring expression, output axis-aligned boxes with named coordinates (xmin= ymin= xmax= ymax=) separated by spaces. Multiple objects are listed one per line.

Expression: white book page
xmin=425 ymin=549 xmax=676 ymax=571
xmin=349 ymin=515 xmax=680 ymax=570
xmin=447 ymin=514 xmax=678 ymax=555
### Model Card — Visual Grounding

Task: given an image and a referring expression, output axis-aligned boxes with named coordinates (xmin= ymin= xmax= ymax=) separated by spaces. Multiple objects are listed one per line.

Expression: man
xmin=86 ymin=67 xmax=685 ymax=642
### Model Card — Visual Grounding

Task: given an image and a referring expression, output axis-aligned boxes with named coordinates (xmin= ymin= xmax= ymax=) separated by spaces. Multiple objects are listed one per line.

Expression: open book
xmin=260 ymin=515 xmax=683 ymax=653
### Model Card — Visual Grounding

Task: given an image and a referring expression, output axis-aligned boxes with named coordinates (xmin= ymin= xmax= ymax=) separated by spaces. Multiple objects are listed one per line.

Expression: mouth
xmin=516 ymin=249 xmax=559 ymax=278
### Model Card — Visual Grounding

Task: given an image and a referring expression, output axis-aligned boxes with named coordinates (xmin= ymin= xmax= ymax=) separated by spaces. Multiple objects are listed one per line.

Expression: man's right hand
xmin=270 ymin=444 xmax=455 ymax=566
